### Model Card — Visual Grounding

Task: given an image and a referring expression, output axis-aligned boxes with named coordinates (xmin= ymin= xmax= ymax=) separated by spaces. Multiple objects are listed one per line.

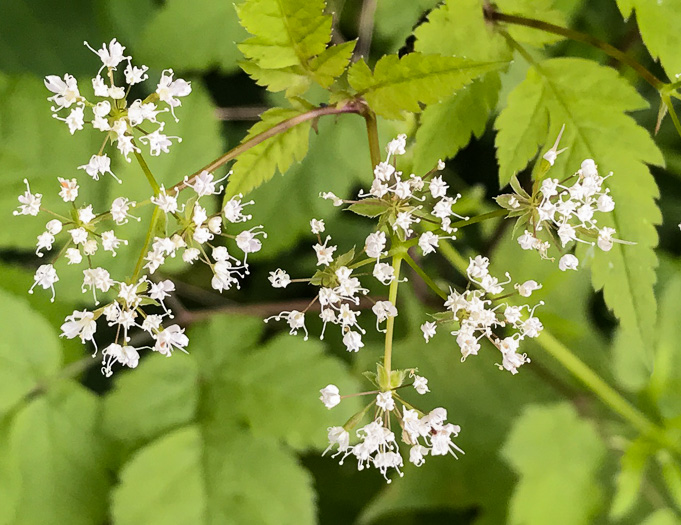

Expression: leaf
xmin=6 ymin=383 xmax=111 ymax=525
xmin=646 ymin=274 xmax=681 ymax=419
xmin=641 ymin=509 xmax=681 ymax=525
xmin=501 ymin=403 xmax=607 ymax=525
xmin=112 ymin=425 xmax=316 ymax=525
xmin=347 ymin=198 xmax=390 ymax=218
xmin=0 ymin=288 xmax=61 ymax=417
xmin=616 ymin=0 xmax=681 ymax=79
xmin=237 ymin=0 xmax=347 ymax=95
xmin=657 ymin=450 xmax=681 ymax=512
xmin=225 ymin=107 xmax=312 ymax=197
xmin=106 ymin=315 xmax=361 ymax=523
xmin=136 ymin=0 xmax=247 ymax=73
xmin=610 ymin=438 xmax=653 ymax=520
xmin=495 ymin=0 xmax=569 ymax=46
xmin=348 ymin=53 xmax=507 ymax=120
xmin=495 ymin=58 xmax=663 ymax=370
xmin=102 ymin=352 xmax=199 ymax=453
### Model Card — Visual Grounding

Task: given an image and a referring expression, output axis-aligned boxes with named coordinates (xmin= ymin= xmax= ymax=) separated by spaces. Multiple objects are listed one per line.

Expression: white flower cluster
xmin=320 ymin=377 xmax=463 ymax=483
xmin=422 ymin=255 xmax=543 ymax=375
xmin=516 ymin=158 xmax=617 ymax=271
xmin=45 ymin=38 xmax=191 ymax=167
xmin=144 ymin=173 xmax=265 ymax=292
xmin=60 ymin=277 xmax=188 ymax=376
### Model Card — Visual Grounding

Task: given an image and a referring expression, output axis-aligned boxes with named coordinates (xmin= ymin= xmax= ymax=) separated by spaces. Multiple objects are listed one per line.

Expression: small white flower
xmin=314 ymin=236 xmax=337 ymax=266
xmin=154 ymin=324 xmax=189 ymax=356
xmin=182 ymin=247 xmax=200 ymax=264
xmin=82 ymin=239 xmax=98 ymax=256
xmin=429 ymin=176 xmax=448 ymax=199
xmin=60 ymin=310 xmax=97 ymax=345
xmin=78 ymin=205 xmax=96 ymax=224
xmin=319 ymin=384 xmax=341 ymax=409
xmin=515 ymin=280 xmax=542 ymax=298
xmin=343 ymin=330 xmax=364 ymax=352
xmin=386 ymin=134 xmax=406 ymax=156
xmin=151 ymin=186 xmax=179 ymax=214
xmin=207 ymin=217 xmax=222 ymax=234
xmin=116 ymin=134 xmax=141 ymax=161
xmin=111 ymin=197 xmax=137 ymax=225
xmin=14 ymin=179 xmax=42 ymax=216
xmin=223 ymin=194 xmax=253 ymax=223
xmin=29 ymin=264 xmax=59 ymax=302
xmin=421 ymin=321 xmax=437 ymax=342
xmin=268 ymin=269 xmax=291 ymax=288
xmin=365 ymin=231 xmax=386 ymax=259
xmin=124 ymin=63 xmax=149 ymax=85
xmin=69 ymin=227 xmax=88 ymax=245
xmin=84 ymin=38 xmax=130 ymax=69
xmin=373 ymin=263 xmax=395 ymax=285
xmin=581 ymin=158 xmax=598 ymax=178
xmin=140 ymin=123 xmax=181 ymax=156
xmin=65 ymin=248 xmax=83 ymax=265
xmin=310 ymin=219 xmax=325 ymax=234
xmin=58 ymin=177 xmax=79 ymax=202
xmin=44 ymin=74 xmax=80 ymax=110
xmin=156 ymin=69 xmax=192 ymax=120
xmin=236 ymin=228 xmax=265 ymax=254
xmin=45 ymin=219 xmax=62 ymax=235
xmin=598 ymin=227 xmax=616 ymax=251
xmin=35 ymin=232 xmax=55 ymax=257
xmin=92 ymin=75 xmax=109 ymax=97
xmin=376 ymin=391 xmax=395 ymax=411
xmin=101 ymin=230 xmax=125 ymax=255
xmin=320 ymin=191 xmax=343 ymax=206
xmin=558 ymin=254 xmax=579 ymax=271
xmin=78 ymin=154 xmax=117 ymax=182
xmin=64 ymin=105 xmax=84 ymax=134
xmin=418 ymin=231 xmax=439 ymax=255
xmin=81 ymin=267 xmax=114 ymax=304
xmin=374 ymin=162 xmax=396 ymax=181
xmin=413 ymin=375 xmax=429 ymax=395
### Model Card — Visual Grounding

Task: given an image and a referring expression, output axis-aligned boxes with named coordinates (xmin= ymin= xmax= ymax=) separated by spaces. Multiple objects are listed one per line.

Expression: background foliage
xmin=2 ymin=0 xmax=681 ymax=523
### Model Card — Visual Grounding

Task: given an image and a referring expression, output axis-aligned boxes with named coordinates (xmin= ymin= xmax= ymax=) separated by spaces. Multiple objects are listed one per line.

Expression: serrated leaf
xmin=7 ymin=383 xmax=111 ymax=525
xmin=112 ymin=425 xmax=316 ymax=525
xmin=136 ymin=0 xmax=246 ymax=73
xmin=348 ymin=53 xmax=507 ymax=120
xmin=616 ymin=0 xmax=681 ymax=79
xmin=496 ymin=0 xmax=569 ymax=46
xmin=0 ymin=288 xmax=61 ymax=417
xmin=225 ymin=107 xmax=312 ymax=197
xmin=501 ymin=402 xmax=607 ymax=525
xmin=309 ymin=40 xmax=356 ymax=88
xmin=495 ymin=58 xmax=663 ymax=370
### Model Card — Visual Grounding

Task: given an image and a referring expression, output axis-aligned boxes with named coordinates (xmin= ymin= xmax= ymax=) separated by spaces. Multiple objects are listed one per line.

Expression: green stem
xmin=484 ymin=7 xmax=665 ymax=89
xmin=383 ymin=255 xmax=403 ymax=376
xmin=364 ymin=109 xmax=381 ymax=168
xmin=133 ymin=146 xmax=161 ymax=195
xmin=438 ymin=240 xmax=681 ymax=455
xmin=403 ymin=253 xmax=447 ymax=300
xmin=662 ymin=94 xmax=681 ymax=138
xmin=170 ymin=101 xmax=365 ymax=193
xmin=131 ymin=206 xmax=162 ymax=281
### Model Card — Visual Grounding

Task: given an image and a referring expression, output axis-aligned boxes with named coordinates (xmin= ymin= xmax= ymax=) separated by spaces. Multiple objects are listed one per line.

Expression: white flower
xmin=429 ymin=176 xmax=448 ymax=199
xmin=418 ymin=231 xmax=439 ymax=255
xmin=223 ymin=194 xmax=253 ymax=223
xmin=154 ymin=324 xmax=189 ymax=356
xmin=78 ymin=205 xmax=96 ymax=224
xmin=393 ymin=211 xmax=419 ymax=237
xmin=386 ymin=134 xmax=406 ymax=156
xmin=124 ymin=63 xmax=149 ymax=85
xmin=314 ymin=236 xmax=337 ymax=266
xmin=111 ymin=197 xmax=137 ymax=224
xmin=598 ymin=227 xmax=616 ymax=251
xmin=581 ymin=158 xmax=598 ymax=178
xmin=558 ymin=254 xmax=579 ymax=271
xmin=101 ymin=343 xmax=140 ymax=377
xmin=374 ymin=162 xmax=396 ymax=181
xmin=320 ymin=191 xmax=343 ymax=206
xmin=29 ymin=264 xmax=59 ymax=302
xmin=207 ymin=217 xmax=222 ymax=234
xmin=69 ymin=227 xmax=88 ymax=245
xmin=236 ymin=228 xmax=265 ymax=254
xmin=372 ymin=300 xmax=397 ymax=324
xmin=44 ymin=74 xmax=80 ymax=110
xmin=116 ymin=134 xmax=141 ymax=161
xmin=373 ymin=263 xmax=395 ymax=285
xmin=85 ymin=38 xmax=130 ymax=69
xmin=61 ymin=310 xmax=97 ymax=345
xmin=182 ymin=248 xmax=200 ymax=264
xmin=92 ymin=76 xmax=109 ymax=97
xmin=35 ymin=232 xmax=55 ymax=257
xmin=517 ymin=230 xmax=536 ymax=250
xmin=323 ymin=426 xmax=350 ymax=457
xmin=343 ymin=330 xmax=364 ymax=352
xmin=597 ymin=193 xmax=615 ymax=213
xmin=376 ymin=391 xmax=395 ymax=411
xmin=413 ymin=375 xmax=429 ymax=395
xmin=78 ymin=154 xmax=117 ymax=182
xmin=268 ymin=269 xmax=291 ymax=288
xmin=14 ymin=179 xmax=42 ymax=216
xmin=421 ymin=321 xmax=437 ymax=342
xmin=156 ymin=69 xmax=192 ymax=120
xmin=515 ymin=280 xmax=542 ymax=298
xmin=265 ymin=310 xmax=309 ymax=340
xmin=83 ymin=239 xmax=98 ymax=256
xmin=410 ymin=445 xmax=429 ymax=466
xmin=193 ymin=227 xmax=212 ymax=244
xmin=81 ymin=267 xmax=114 ymax=304
xmin=140 ymin=123 xmax=181 ymax=156
xmin=127 ymin=100 xmax=162 ymax=127
xmin=45 ymin=219 xmax=62 ymax=235
xmin=65 ymin=248 xmax=83 ymax=265
xmin=365 ymin=231 xmax=386 ymax=259
xmin=101 ymin=230 xmax=125 ymax=256
xmin=310 ymin=219 xmax=325 ymax=234
xmin=58 ymin=177 xmax=79 ymax=202
xmin=319 ymin=384 xmax=341 ymax=409
xmin=186 ymin=170 xmax=224 ymax=197
xmin=151 ymin=186 xmax=179 ymax=214
xmin=63 ymin=105 xmax=84 ymax=134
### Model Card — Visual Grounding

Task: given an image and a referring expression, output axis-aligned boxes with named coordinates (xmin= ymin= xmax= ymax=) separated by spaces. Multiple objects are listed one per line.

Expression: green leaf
xmin=348 ymin=53 xmax=507 ymax=120
xmin=225 ymin=107 xmax=312 ymax=197
xmin=347 ymin=198 xmax=391 ymax=218
xmin=0 ymin=288 xmax=61 ymax=417
xmin=501 ymin=403 xmax=607 ymax=525
xmin=102 ymin=352 xmax=199 ymax=453
xmin=646 ymin=274 xmax=681 ymax=419
xmin=237 ymin=0 xmax=345 ymax=95
xmin=495 ymin=58 xmax=663 ymax=370
xmin=616 ymin=0 xmax=681 ymax=79
xmin=610 ymin=438 xmax=653 ymax=520
xmin=136 ymin=0 xmax=247 ymax=73
xmin=657 ymin=450 xmax=681 ymax=512
xmin=112 ymin=425 xmax=316 ymax=525
xmin=7 ymin=383 xmax=111 ymax=525
xmin=107 ymin=315 xmax=361 ymax=523
xmin=495 ymin=0 xmax=569 ymax=46
xmin=641 ymin=509 xmax=681 ymax=525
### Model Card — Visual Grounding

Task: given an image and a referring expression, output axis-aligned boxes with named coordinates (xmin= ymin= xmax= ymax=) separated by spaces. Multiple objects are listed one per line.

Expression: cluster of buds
xmin=320 ymin=369 xmax=463 ymax=483
xmin=422 ymin=255 xmax=543 ymax=375
xmin=45 ymin=39 xmax=191 ymax=165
